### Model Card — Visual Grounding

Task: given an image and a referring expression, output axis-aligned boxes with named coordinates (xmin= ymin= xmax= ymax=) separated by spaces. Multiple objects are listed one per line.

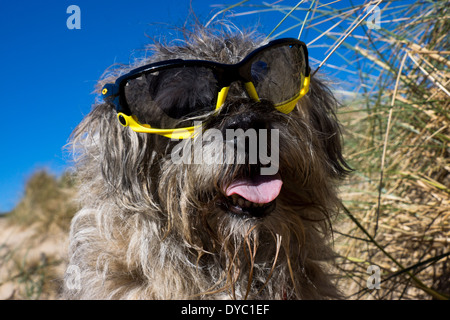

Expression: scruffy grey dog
xmin=63 ymin=25 xmax=350 ymax=300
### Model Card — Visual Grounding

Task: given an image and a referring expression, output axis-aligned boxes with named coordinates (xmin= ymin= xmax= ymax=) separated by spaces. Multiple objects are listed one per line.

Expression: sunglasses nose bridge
xmin=215 ymin=80 xmax=261 ymax=111
xmin=215 ymin=62 xmax=262 ymax=110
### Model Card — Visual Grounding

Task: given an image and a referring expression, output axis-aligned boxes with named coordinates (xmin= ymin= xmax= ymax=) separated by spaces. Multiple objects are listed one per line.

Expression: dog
xmin=63 ymin=26 xmax=350 ymax=300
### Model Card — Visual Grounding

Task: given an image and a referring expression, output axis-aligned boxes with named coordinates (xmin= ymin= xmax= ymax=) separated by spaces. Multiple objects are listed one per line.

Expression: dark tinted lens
xmin=250 ymin=43 xmax=306 ymax=104
xmin=124 ymin=66 xmax=218 ymax=128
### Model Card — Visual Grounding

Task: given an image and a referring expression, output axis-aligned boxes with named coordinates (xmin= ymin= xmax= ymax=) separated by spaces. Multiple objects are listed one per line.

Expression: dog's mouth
xmin=220 ymin=173 xmax=283 ymax=219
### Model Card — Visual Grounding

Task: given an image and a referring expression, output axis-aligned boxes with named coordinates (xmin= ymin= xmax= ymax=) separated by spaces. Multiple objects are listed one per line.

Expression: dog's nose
xmin=222 ymin=112 xmax=270 ymax=132
xmin=218 ymin=100 xmax=276 ymax=171
xmin=220 ymin=99 xmax=273 ymax=133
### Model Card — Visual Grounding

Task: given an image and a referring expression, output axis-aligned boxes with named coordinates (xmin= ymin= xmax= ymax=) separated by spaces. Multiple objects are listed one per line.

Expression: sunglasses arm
xmin=116 ymin=112 xmax=197 ymax=139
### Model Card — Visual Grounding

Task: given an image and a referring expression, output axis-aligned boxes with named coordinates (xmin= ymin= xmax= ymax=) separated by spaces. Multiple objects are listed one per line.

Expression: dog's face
xmin=74 ymin=30 xmax=350 ymax=298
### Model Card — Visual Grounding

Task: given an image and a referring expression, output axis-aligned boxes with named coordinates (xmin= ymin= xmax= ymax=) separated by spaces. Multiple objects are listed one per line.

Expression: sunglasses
xmin=102 ymin=38 xmax=310 ymax=139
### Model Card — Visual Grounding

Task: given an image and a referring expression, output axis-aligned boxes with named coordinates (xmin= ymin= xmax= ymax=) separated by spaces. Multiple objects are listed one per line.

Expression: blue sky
xmin=0 ymin=0 xmax=373 ymax=213
xmin=0 ymin=0 xmax=255 ymax=212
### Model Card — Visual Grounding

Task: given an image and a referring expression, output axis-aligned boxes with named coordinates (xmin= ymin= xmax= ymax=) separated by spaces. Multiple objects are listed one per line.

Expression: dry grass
xmin=330 ymin=1 xmax=449 ymax=300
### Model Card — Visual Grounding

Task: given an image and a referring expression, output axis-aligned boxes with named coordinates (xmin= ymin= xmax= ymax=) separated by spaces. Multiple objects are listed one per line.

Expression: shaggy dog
xmin=63 ymin=26 xmax=350 ymax=300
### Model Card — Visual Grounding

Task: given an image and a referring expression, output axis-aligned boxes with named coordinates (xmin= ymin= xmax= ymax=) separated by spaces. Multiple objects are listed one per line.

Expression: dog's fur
xmin=63 ymin=26 xmax=350 ymax=300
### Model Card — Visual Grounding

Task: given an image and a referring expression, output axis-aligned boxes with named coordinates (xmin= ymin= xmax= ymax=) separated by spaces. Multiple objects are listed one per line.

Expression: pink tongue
xmin=225 ymin=173 xmax=283 ymax=204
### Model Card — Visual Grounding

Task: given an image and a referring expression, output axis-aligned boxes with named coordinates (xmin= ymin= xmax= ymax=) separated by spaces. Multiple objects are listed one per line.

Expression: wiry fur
xmin=63 ymin=26 xmax=350 ymax=300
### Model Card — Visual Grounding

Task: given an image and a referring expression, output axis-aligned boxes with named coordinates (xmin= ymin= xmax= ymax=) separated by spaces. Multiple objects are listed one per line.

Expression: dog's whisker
xmin=256 ymin=232 xmax=282 ymax=297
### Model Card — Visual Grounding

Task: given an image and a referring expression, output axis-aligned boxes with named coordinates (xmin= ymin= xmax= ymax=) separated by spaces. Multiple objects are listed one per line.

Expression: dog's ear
xmin=71 ymin=103 xmax=126 ymax=187
xmin=302 ymin=77 xmax=352 ymax=178
xmin=70 ymin=103 xmax=158 ymax=205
